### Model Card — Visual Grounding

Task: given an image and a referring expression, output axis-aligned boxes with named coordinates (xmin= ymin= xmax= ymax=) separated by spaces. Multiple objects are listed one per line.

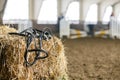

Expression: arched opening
xmin=38 ymin=0 xmax=57 ymax=24
xmin=102 ymin=6 xmax=113 ymax=24
xmin=65 ymin=1 xmax=79 ymax=23
xmin=118 ymin=13 xmax=120 ymax=21
xmin=85 ymin=4 xmax=98 ymax=24
xmin=3 ymin=0 xmax=28 ymax=21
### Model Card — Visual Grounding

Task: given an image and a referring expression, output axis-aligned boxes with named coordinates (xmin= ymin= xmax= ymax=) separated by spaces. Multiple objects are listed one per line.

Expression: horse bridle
xmin=9 ymin=27 xmax=52 ymax=67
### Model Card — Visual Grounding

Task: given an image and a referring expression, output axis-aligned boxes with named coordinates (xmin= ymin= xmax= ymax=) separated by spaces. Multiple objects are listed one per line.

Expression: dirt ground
xmin=63 ymin=37 xmax=120 ymax=80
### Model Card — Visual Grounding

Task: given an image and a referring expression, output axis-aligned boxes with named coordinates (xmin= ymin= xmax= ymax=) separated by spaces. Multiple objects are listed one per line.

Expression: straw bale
xmin=0 ymin=35 xmax=33 ymax=80
xmin=0 ymin=26 xmax=68 ymax=80
xmin=32 ymin=37 xmax=68 ymax=80
xmin=0 ymin=25 xmax=17 ymax=35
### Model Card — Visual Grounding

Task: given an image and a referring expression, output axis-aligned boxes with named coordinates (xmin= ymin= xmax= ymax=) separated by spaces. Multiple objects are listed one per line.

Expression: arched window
xmin=103 ymin=6 xmax=113 ymax=23
xmin=65 ymin=1 xmax=79 ymax=23
xmin=85 ymin=4 xmax=98 ymax=24
xmin=3 ymin=0 xmax=28 ymax=20
xmin=38 ymin=0 xmax=57 ymax=24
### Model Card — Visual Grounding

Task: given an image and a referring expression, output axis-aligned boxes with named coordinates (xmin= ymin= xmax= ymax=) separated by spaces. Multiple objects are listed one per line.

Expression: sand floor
xmin=63 ymin=37 xmax=120 ymax=80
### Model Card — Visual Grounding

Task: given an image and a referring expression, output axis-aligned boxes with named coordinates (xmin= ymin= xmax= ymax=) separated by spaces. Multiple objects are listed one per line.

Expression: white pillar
xmin=61 ymin=0 xmax=72 ymax=15
xmin=80 ymin=0 xmax=83 ymax=21
xmin=99 ymin=4 xmax=107 ymax=22
xmin=82 ymin=0 xmax=97 ymax=21
xmin=29 ymin=0 xmax=34 ymax=20
xmin=57 ymin=0 xmax=62 ymax=17
xmin=82 ymin=2 xmax=91 ymax=21
xmin=0 ymin=0 xmax=7 ymax=24
xmin=34 ymin=0 xmax=43 ymax=20
xmin=29 ymin=0 xmax=43 ymax=20
xmin=98 ymin=3 xmax=101 ymax=22
xmin=113 ymin=3 xmax=120 ymax=17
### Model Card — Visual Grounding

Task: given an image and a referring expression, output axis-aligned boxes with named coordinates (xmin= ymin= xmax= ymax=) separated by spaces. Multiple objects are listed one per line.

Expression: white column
xmin=82 ymin=2 xmax=90 ymax=21
xmin=57 ymin=0 xmax=62 ymax=17
xmin=82 ymin=0 xmax=97 ymax=21
xmin=29 ymin=0 xmax=34 ymax=20
xmin=80 ymin=0 xmax=83 ymax=21
xmin=61 ymin=0 xmax=72 ymax=15
xmin=0 ymin=0 xmax=7 ymax=24
xmin=98 ymin=3 xmax=101 ymax=22
xmin=29 ymin=0 xmax=43 ymax=20
xmin=34 ymin=0 xmax=43 ymax=20
xmin=113 ymin=3 xmax=120 ymax=17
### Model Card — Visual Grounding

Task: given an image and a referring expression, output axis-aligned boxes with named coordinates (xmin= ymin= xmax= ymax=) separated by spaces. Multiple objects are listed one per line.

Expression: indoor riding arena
xmin=64 ymin=38 xmax=120 ymax=80
xmin=0 ymin=0 xmax=120 ymax=80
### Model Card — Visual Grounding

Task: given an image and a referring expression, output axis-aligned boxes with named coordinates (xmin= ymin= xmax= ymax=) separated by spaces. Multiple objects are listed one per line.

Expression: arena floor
xmin=63 ymin=37 xmax=120 ymax=80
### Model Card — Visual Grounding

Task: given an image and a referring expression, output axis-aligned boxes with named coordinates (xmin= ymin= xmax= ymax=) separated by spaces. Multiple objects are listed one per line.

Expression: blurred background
xmin=0 ymin=0 xmax=120 ymax=37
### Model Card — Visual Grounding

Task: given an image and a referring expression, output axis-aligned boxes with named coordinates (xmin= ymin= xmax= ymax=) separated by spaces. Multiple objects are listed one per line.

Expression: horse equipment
xmin=9 ymin=27 xmax=52 ymax=67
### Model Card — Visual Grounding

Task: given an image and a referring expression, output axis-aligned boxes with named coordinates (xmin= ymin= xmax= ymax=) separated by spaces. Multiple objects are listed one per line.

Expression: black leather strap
xmin=9 ymin=27 xmax=52 ymax=67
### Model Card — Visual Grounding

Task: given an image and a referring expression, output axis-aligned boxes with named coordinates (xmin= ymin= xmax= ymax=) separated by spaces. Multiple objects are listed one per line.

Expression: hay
xmin=0 ymin=25 xmax=17 ymax=35
xmin=0 ymin=35 xmax=33 ymax=80
xmin=32 ymin=37 xmax=68 ymax=80
xmin=0 ymin=26 xmax=68 ymax=80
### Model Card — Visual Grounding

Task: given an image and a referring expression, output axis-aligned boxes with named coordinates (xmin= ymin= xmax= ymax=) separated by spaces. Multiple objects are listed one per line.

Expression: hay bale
xmin=0 ymin=27 xmax=68 ymax=80
xmin=0 ymin=35 xmax=33 ymax=80
xmin=0 ymin=25 xmax=17 ymax=35
xmin=32 ymin=37 xmax=68 ymax=80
